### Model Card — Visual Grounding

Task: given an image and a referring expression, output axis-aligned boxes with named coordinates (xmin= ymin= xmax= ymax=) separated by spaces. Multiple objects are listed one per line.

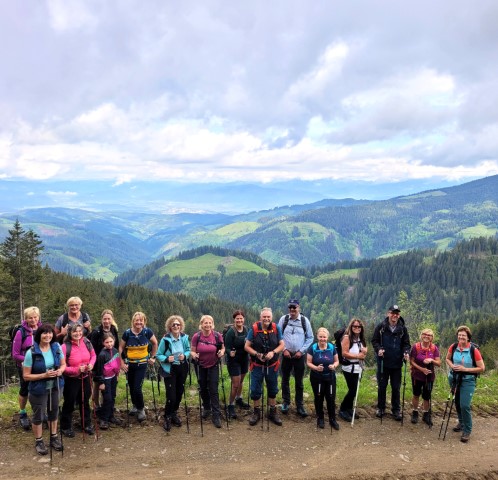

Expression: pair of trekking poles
xmin=438 ymin=373 xmax=461 ymax=441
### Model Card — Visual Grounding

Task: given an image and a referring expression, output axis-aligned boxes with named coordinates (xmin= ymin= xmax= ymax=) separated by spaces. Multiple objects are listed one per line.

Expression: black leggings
xmin=163 ymin=363 xmax=189 ymax=416
xmin=310 ymin=374 xmax=336 ymax=420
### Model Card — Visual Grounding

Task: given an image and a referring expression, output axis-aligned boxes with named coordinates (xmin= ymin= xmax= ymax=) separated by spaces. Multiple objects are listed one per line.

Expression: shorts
xmin=227 ymin=356 xmax=249 ymax=377
xmin=412 ymin=378 xmax=432 ymax=401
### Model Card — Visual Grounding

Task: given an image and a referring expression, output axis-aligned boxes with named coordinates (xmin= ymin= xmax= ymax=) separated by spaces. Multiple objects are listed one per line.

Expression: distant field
xmin=313 ymin=269 xmax=361 ymax=282
xmin=157 ymin=253 xmax=268 ymax=278
xmin=459 ymin=223 xmax=498 ymax=239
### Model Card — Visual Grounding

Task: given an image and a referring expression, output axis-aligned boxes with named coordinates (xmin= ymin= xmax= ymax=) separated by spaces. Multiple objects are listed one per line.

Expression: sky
xmin=1 ymin=0 xmax=498 ymax=205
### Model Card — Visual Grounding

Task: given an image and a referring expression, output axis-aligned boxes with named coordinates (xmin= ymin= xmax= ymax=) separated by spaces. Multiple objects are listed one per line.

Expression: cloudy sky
xmin=1 ymin=0 xmax=498 ymax=195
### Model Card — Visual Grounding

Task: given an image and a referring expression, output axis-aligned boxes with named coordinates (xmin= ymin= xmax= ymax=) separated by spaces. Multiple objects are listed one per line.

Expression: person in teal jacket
xmin=156 ymin=315 xmax=191 ymax=432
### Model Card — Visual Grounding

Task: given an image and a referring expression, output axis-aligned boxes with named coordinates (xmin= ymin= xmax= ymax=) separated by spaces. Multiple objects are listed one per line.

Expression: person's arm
xmin=301 ymin=317 xmax=314 ymax=353
xmin=12 ymin=330 xmax=24 ymax=364
xmin=190 ymin=333 xmax=199 ymax=361
xmin=216 ymin=333 xmax=225 ymax=358
xmin=182 ymin=335 xmax=191 ymax=360
xmin=148 ymin=333 xmax=158 ymax=364
xmin=371 ymin=324 xmax=381 ymax=354
xmin=156 ymin=337 xmax=168 ymax=363
xmin=119 ymin=338 xmax=128 ymax=372
xmin=331 ymin=353 xmax=339 ymax=370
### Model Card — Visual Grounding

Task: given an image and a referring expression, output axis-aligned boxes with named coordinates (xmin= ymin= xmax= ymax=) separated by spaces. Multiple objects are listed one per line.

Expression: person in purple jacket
xmin=12 ymin=306 xmax=42 ymax=430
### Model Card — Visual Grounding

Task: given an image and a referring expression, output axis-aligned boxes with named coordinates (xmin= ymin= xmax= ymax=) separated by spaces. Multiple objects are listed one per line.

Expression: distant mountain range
xmin=1 ymin=175 xmax=497 ymax=279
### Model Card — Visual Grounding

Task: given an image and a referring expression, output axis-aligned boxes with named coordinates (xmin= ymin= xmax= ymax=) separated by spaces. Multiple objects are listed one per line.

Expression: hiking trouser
xmin=250 ymin=364 xmax=279 ymax=400
xmin=376 ymin=365 xmax=402 ymax=413
xmin=127 ymin=362 xmax=147 ymax=410
xmin=340 ymin=369 xmax=360 ymax=412
xmin=281 ymin=355 xmax=306 ymax=406
xmin=61 ymin=375 xmax=91 ymax=429
xmin=99 ymin=376 xmax=117 ymax=421
xmin=164 ymin=362 xmax=189 ymax=416
xmin=198 ymin=364 xmax=220 ymax=416
xmin=29 ymin=387 xmax=60 ymax=425
xmin=310 ymin=374 xmax=336 ymax=420
xmin=452 ymin=376 xmax=476 ymax=435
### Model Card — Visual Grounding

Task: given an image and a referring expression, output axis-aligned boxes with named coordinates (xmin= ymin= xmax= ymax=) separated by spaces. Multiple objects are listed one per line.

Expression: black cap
xmin=388 ymin=304 xmax=400 ymax=313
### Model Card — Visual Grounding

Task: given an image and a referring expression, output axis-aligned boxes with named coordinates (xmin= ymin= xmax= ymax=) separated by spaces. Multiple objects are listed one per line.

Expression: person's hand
xmin=230 ymin=350 xmax=236 ymax=358
xmin=79 ymin=365 xmax=86 ymax=373
xmin=87 ymin=364 xmax=93 ymax=371
xmin=121 ymin=362 xmax=128 ymax=373
xmin=191 ymin=352 xmax=199 ymax=361
xmin=329 ymin=364 xmax=336 ymax=371
xmin=423 ymin=358 xmax=432 ymax=365
xmin=147 ymin=357 xmax=155 ymax=365
xmin=83 ymin=320 xmax=91 ymax=330
xmin=99 ymin=384 xmax=105 ymax=391
xmin=168 ymin=355 xmax=175 ymax=363
xmin=294 ymin=351 xmax=302 ymax=359
xmin=178 ymin=353 xmax=185 ymax=362
xmin=315 ymin=364 xmax=324 ymax=372
xmin=283 ymin=350 xmax=291 ymax=358
xmin=378 ymin=349 xmax=384 ymax=357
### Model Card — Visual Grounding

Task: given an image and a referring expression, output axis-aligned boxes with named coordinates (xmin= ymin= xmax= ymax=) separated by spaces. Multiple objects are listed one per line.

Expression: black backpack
xmin=281 ymin=314 xmax=308 ymax=335
xmin=64 ymin=337 xmax=94 ymax=364
xmin=9 ymin=324 xmax=29 ymax=354
xmin=62 ymin=311 xmax=90 ymax=328
xmin=333 ymin=326 xmax=348 ymax=365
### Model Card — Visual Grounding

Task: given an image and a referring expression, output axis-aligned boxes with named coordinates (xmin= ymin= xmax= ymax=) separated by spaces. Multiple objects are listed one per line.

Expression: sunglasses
xmin=352 ymin=325 xmax=362 ymax=328
xmin=172 ymin=323 xmax=181 ymax=327
xmin=288 ymin=306 xmax=297 ymax=310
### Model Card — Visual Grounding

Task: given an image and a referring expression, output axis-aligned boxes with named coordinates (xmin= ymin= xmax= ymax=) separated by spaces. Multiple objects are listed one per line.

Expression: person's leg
xmin=376 ymin=361 xmax=388 ymax=411
xmin=266 ymin=367 xmax=282 ymax=425
xmin=340 ymin=370 xmax=357 ymax=413
xmin=248 ymin=367 xmax=263 ymax=425
xmin=280 ymin=356 xmax=292 ymax=407
xmin=458 ymin=379 xmax=475 ymax=436
xmin=325 ymin=376 xmax=338 ymax=426
xmin=310 ymin=376 xmax=323 ymax=419
xmin=100 ymin=378 xmax=113 ymax=421
xmin=294 ymin=356 xmax=306 ymax=408
xmin=208 ymin=365 xmax=221 ymax=417
xmin=82 ymin=376 xmax=92 ymax=428
xmin=29 ymin=392 xmax=48 ymax=454
xmin=390 ymin=367 xmax=402 ymax=414
xmin=60 ymin=377 xmax=78 ymax=431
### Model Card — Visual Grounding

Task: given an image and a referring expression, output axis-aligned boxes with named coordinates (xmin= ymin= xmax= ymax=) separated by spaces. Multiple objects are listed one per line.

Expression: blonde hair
xmin=165 ymin=315 xmax=185 ymax=332
xmin=316 ymin=327 xmax=330 ymax=338
xmin=66 ymin=296 xmax=82 ymax=308
xmin=24 ymin=306 xmax=40 ymax=320
xmin=101 ymin=309 xmax=118 ymax=330
xmin=420 ymin=328 xmax=434 ymax=339
xmin=130 ymin=311 xmax=147 ymax=327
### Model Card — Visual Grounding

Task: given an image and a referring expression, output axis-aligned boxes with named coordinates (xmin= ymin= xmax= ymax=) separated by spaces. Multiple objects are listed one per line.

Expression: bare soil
xmin=1 ymin=406 xmax=497 ymax=480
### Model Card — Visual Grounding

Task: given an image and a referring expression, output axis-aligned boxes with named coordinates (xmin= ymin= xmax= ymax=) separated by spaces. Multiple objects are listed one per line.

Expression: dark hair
xmin=344 ymin=318 xmax=367 ymax=347
xmin=232 ymin=309 xmax=245 ymax=319
xmin=102 ymin=332 xmax=115 ymax=344
xmin=457 ymin=325 xmax=472 ymax=341
xmin=34 ymin=324 xmax=56 ymax=344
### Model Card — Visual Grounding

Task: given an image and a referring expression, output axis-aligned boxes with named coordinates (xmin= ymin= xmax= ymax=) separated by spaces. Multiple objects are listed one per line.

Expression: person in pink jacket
xmin=60 ymin=323 xmax=96 ymax=437
xmin=11 ymin=306 xmax=42 ymax=430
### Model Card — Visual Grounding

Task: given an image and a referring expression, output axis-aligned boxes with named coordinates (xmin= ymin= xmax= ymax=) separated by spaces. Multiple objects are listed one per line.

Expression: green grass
xmin=459 ymin=223 xmax=498 ymax=239
xmin=313 ymin=269 xmax=361 ymax=282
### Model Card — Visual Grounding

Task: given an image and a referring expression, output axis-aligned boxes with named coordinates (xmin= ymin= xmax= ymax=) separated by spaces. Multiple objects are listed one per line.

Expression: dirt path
xmin=1 ymin=408 xmax=497 ymax=480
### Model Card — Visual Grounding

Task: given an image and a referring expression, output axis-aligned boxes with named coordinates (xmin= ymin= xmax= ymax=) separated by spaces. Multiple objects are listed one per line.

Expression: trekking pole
xmin=247 ymin=367 xmax=251 ymax=407
xmin=219 ymin=359 xmax=229 ymax=429
xmin=440 ymin=374 xmax=460 ymax=441
xmin=149 ymin=363 xmax=159 ymax=423
xmin=49 ymin=385 xmax=53 ymax=464
xmin=88 ymin=370 xmax=100 ymax=440
xmin=330 ymin=383 xmax=333 ymax=435
xmin=81 ymin=373 xmax=86 ymax=442
xmin=261 ymin=365 xmax=265 ymax=431
xmin=265 ymin=364 xmax=269 ymax=432
xmin=56 ymin=373 xmax=64 ymax=457
xmin=351 ymin=363 xmax=363 ymax=428
xmin=438 ymin=383 xmax=453 ymax=439
xmin=184 ymin=361 xmax=190 ymax=434
xmin=380 ymin=357 xmax=384 ymax=425
xmin=125 ymin=370 xmax=130 ymax=430
xmin=317 ymin=382 xmax=321 ymax=432
xmin=401 ymin=359 xmax=407 ymax=426
xmin=193 ymin=361 xmax=203 ymax=437
xmin=426 ymin=363 xmax=434 ymax=429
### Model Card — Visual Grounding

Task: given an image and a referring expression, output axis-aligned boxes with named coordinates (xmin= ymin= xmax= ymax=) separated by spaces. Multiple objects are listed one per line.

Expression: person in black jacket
xmin=371 ymin=305 xmax=411 ymax=421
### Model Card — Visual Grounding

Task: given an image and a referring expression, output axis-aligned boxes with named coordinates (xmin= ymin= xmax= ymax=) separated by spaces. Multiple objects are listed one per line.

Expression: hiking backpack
xmin=64 ymin=337 xmax=94 ymax=364
xmin=281 ymin=314 xmax=308 ymax=335
xmin=61 ymin=311 xmax=90 ymax=328
xmin=449 ymin=342 xmax=480 ymax=377
xmin=9 ymin=324 xmax=29 ymax=355
xmin=333 ymin=326 xmax=348 ymax=365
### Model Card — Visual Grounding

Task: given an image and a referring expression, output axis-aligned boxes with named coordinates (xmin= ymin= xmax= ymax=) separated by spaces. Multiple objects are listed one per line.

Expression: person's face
xmin=101 ymin=314 xmax=113 ymax=330
xmin=234 ymin=315 xmax=245 ymax=327
xmin=69 ymin=302 xmax=81 ymax=314
xmin=40 ymin=330 xmax=53 ymax=344
xmin=421 ymin=332 xmax=433 ymax=343
xmin=26 ymin=313 xmax=39 ymax=328
xmin=103 ymin=337 xmax=115 ymax=349
xmin=317 ymin=331 xmax=328 ymax=343
xmin=260 ymin=311 xmax=272 ymax=326
xmin=457 ymin=331 xmax=469 ymax=344
xmin=201 ymin=318 xmax=213 ymax=331
xmin=388 ymin=311 xmax=400 ymax=324
xmin=288 ymin=305 xmax=299 ymax=318
xmin=351 ymin=322 xmax=363 ymax=334
xmin=170 ymin=321 xmax=182 ymax=333
xmin=133 ymin=315 xmax=145 ymax=330
xmin=71 ymin=327 xmax=83 ymax=340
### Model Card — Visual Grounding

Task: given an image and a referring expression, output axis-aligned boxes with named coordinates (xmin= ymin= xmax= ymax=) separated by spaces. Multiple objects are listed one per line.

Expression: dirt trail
xmin=1 ymin=408 xmax=497 ymax=480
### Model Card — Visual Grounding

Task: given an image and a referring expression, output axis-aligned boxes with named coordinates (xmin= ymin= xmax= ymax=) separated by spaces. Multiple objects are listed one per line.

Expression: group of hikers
xmin=11 ymin=297 xmax=485 ymax=456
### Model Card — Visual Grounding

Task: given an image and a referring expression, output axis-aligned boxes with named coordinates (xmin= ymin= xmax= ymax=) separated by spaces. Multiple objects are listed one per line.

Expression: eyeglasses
xmin=422 ymin=333 xmax=433 ymax=337
xmin=288 ymin=306 xmax=297 ymax=310
xmin=69 ymin=304 xmax=80 ymax=308
xmin=172 ymin=324 xmax=181 ymax=327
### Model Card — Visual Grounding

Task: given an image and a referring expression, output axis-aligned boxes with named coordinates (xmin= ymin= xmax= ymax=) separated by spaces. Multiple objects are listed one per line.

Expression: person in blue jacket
xmin=156 ymin=315 xmax=191 ymax=432
xmin=371 ymin=305 xmax=411 ymax=421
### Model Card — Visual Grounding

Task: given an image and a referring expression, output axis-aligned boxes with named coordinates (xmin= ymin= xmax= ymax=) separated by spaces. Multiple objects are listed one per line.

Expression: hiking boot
xmin=109 ymin=416 xmax=123 ymax=426
xmin=163 ymin=416 xmax=171 ymax=432
xmin=393 ymin=411 xmax=403 ymax=421
xmin=296 ymin=405 xmax=308 ymax=418
xmin=137 ymin=409 xmax=146 ymax=422
xmin=212 ymin=415 xmax=222 ymax=428
xmin=201 ymin=408 xmax=211 ymax=420
xmin=330 ymin=418 xmax=340 ymax=431
xmin=129 ymin=405 xmax=138 ymax=416
xmin=50 ymin=435 xmax=63 ymax=451
xmin=280 ymin=403 xmax=289 ymax=414
xmin=61 ymin=428 xmax=75 ymax=438
xmin=235 ymin=397 xmax=250 ymax=410
xmin=84 ymin=425 xmax=95 ymax=435
xmin=317 ymin=417 xmax=325 ymax=429
xmin=268 ymin=406 xmax=282 ymax=426
xmin=375 ymin=409 xmax=385 ymax=418
xmin=348 ymin=409 xmax=360 ymax=420
xmin=453 ymin=422 xmax=462 ymax=432
xmin=227 ymin=404 xmax=237 ymax=419
xmin=248 ymin=407 xmax=261 ymax=426
xmin=99 ymin=420 xmax=109 ymax=430
xmin=171 ymin=412 xmax=182 ymax=427
xmin=411 ymin=410 xmax=419 ymax=424
xmin=19 ymin=413 xmax=31 ymax=431
xmin=460 ymin=432 xmax=470 ymax=443
xmin=339 ymin=410 xmax=352 ymax=422
xmin=35 ymin=439 xmax=48 ymax=456
xmin=422 ymin=411 xmax=432 ymax=426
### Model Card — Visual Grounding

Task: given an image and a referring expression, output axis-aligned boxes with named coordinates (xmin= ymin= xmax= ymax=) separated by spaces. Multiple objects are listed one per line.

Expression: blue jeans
xmin=250 ymin=364 xmax=279 ymax=400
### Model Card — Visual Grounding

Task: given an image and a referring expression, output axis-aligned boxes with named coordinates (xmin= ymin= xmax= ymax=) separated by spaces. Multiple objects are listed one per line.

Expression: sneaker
xmin=280 ymin=403 xmax=289 ymax=414
xmin=248 ymin=408 xmax=261 ymax=426
xmin=61 ymin=428 xmax=75 ymax=438
xmin=19 ymin=413 xmax=31 ymax=431
xmin=109 ymin=416 xmax=123 ymax=426
xmin=235 ymin=397 xmax=250 ymax=410
xmin=163 ymin=416 xmax=171 ymax=432
xmin=460 ymin=432 xmax=470 ymax=443
xmin=339 ymin=410 xmax=352 ymax=422
xmin=393 ymin=411 xmax=403 ymax=422
xmin=268 ymin=406 xmax=282 ymax=426
xmin=227 ymin=404 xmax=237 ymax=419
xmin=317 ymin=417 xmax=325 ymax=429
xmin=171 ymin=412 xmax=182 ymax=427
xmin=296 ymin=406 xmax=308 ymax=418
xmin=35 ymin=439 xmax=48 ymax=456
xmin=201 ymin=408 xmax=211 ymax=420
xmin=330 ymin=419 xmax=340 ymax=430
xmin=375 ymin=409 xmax=385 ymax=418
xmin=212 ymin=415 xmax=222 ymax=428
xmin=137 ymin=409 xmax=146 ymax=422
xmin=50 ymin=435 xmax=63 ymax=451
xmin=84 ymin=425 xmax=95 ymax=435
xmin=453 ymin=422 xmax=462 ymax=432
xmin=99 ymin=420 xmax=109 ymax=430
xmin=129 ymin=405 xmax=138 ymax=416
xmin=422 ymin=411 xmax=432 ymax=427
xmin=411 ymin=410 xmax=419 ymax=424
